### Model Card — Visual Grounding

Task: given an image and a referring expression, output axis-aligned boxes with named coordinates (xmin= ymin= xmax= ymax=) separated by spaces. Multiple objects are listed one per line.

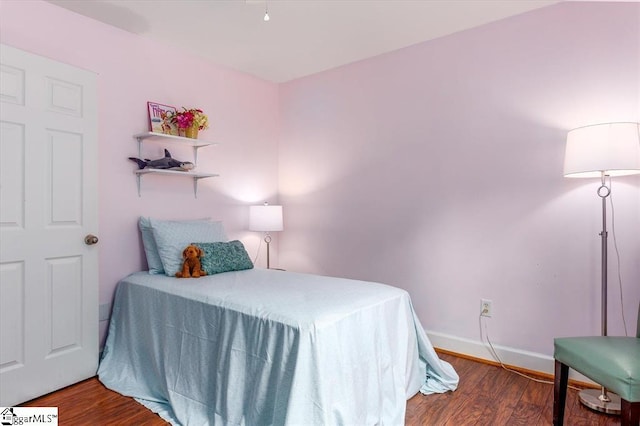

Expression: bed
xmin=97 ymin=218 xmax=458 ymax=425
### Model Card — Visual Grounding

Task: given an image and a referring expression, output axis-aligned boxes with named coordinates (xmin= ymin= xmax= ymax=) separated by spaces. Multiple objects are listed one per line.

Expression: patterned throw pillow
xmin=194 ymin=240 xmax=254 ymax=275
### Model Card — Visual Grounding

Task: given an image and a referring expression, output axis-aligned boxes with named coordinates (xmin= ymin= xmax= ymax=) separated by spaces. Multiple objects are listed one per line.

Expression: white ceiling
xmin=47 ymin=0 xmax=565 ymax=83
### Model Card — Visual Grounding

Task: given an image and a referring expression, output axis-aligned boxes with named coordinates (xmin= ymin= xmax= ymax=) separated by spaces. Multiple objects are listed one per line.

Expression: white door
xmin=0 ymin=44 xmax=99 ymax=406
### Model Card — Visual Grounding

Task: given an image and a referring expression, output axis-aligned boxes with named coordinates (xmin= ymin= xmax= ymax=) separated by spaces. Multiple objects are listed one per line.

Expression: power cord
xmin=252 ymin=236 xmax=263 ymax=265
xmin=478 ymin=314 xmax=581 ymax=391
xmin=608 ymin=177 xmax=629 ymax=336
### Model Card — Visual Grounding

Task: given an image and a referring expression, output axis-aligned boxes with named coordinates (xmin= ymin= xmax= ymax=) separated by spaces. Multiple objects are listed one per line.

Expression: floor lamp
xmin=563 ymin=122 xmax=640 ymax=414
xmin=249 ymin=202 xmax=283 ymax=269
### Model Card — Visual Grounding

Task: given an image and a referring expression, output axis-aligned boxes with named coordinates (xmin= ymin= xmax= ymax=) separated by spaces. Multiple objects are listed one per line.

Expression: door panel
xmin=48 ymin=130 xmax=83 ymax=224
xmin=0 ymin=262 xmax=25 ymax=372
xmin=0 ymin=44 xmax=98 ymax=406
xmin=48 ymin=256 xmax=82 ymax=356
xmin=0 ymin=121 xmax=25 ymax=228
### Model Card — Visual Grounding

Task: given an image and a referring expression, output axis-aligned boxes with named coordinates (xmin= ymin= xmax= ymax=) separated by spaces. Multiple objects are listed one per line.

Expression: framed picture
xmin=147 ymin=102 xmax=177 ymax=134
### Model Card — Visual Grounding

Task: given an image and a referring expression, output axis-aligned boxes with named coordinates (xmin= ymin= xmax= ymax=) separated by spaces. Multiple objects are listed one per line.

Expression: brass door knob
xmin=84 ymin=234 xmax=99 ymax=245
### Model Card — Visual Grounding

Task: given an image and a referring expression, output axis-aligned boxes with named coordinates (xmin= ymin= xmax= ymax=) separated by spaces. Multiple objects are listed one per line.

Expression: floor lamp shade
xmin=564 ymin=122 xmax=640 ymax=178
xmin=249 ymin=205 xmax=283 ymax=232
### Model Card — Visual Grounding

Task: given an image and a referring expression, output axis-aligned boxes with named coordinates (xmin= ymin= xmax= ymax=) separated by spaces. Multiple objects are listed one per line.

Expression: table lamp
xmin=249 ymin=202 xmax=283 ymax=269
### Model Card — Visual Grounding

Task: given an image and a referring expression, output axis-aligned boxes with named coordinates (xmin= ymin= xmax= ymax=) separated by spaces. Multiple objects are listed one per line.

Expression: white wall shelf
xmin=132 ymin=132 xmax=220 ymax=198
xmin=133 ymin=132 xmax=219 ymax=164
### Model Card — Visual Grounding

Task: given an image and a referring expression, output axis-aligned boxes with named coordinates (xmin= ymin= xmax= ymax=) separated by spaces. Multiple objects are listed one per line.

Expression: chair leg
xmin=620 ymin=399 xmax=639 ymax=426
xmin=553 ymin=360 xmax=569 ymax=426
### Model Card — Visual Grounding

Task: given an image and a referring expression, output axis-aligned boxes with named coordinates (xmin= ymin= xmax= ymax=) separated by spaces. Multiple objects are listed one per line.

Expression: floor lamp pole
xmin=600 ymin=178 xmax=608 ymax=338
xmin=578 ymin=173 xmax=621 ymax=415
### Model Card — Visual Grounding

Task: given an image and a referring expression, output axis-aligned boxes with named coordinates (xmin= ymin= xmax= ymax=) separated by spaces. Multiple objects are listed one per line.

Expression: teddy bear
xmin=175 ymin=244 xmax=207 ymax=278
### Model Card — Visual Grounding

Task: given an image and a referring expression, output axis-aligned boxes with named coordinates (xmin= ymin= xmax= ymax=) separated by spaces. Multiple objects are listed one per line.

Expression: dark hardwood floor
xmin=22 ymin=352 xmax=621 ymax=425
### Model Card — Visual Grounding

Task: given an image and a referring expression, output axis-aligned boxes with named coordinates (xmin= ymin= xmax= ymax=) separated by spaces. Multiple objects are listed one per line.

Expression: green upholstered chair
xmin=553 ymin=304 xmax=640 ymax=426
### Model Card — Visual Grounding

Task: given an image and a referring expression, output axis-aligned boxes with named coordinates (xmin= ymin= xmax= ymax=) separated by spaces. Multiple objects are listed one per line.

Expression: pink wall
xmin=0 ymin=0 xmax=280 ymax=342
xmin=278 ymin=2 xmax=640 ymax=358
xmin=2 ymin=0 xmax=638 ymax=364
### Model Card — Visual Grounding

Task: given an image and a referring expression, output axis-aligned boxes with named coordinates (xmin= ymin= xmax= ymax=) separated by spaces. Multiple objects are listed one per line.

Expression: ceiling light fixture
xmin=263 ymin=2 xmax=270 ymax=21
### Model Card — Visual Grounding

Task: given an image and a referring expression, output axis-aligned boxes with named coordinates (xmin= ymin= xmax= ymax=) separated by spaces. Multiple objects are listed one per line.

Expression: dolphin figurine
xmin=128 ymin=149 xmax=194 ymax=171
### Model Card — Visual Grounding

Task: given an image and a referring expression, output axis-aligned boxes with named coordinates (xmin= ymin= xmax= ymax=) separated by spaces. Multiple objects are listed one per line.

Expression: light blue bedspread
xmin=98 ymin=269 xmax=458 ymax=425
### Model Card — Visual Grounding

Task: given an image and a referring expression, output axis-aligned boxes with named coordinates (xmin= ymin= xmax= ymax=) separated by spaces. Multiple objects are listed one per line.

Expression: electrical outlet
xmin=480 ymin=299 xmax=492 ymax=317
xmin=99 ymin=303 xmax=111 ymax=321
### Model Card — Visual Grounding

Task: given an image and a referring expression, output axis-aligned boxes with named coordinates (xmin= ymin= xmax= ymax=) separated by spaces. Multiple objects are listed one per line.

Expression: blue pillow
xmin=195 ymin=241 xmax=253 ymax=275
xmin=139 ymin=217 xmax=212 ymax=274
xmin=150 ymin=218 xmax=227 ymax=277
xmin=139 ymin=217 xmax=165 ymax=274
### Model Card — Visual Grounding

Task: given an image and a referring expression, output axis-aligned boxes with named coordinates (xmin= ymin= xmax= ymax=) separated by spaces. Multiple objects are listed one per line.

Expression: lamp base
xmin=578 ymin=388 xmax=621 ymax=415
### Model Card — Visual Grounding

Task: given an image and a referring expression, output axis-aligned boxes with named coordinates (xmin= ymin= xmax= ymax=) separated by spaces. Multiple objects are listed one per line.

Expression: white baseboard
xmin=426 ymin=330 xmax=596 ymax=385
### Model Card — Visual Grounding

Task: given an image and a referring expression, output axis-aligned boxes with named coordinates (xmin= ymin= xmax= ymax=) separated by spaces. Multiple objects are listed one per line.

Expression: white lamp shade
xmin=564 ymin=122 xmax=640 ymax=178
xmin=249 ymin=205 xmax=283 ymax=232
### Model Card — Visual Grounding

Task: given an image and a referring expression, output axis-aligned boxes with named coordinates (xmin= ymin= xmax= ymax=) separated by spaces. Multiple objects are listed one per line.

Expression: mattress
xmin=98 ymin=269 xmax=458 ymax=425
